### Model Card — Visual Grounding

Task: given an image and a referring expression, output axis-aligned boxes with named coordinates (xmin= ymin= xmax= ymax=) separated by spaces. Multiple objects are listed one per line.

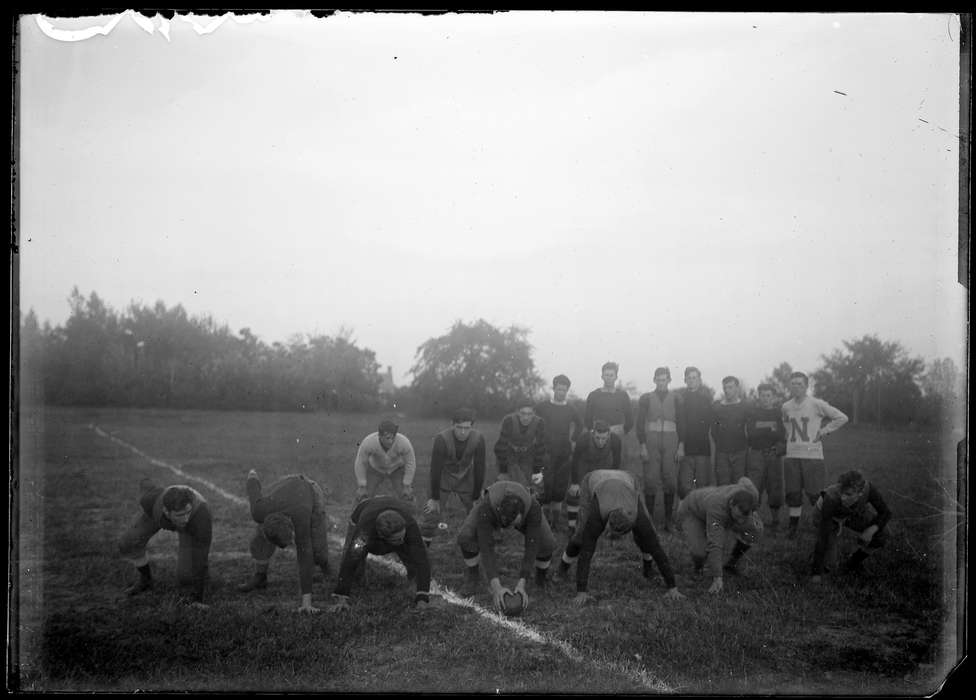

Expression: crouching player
xmin=457 ymin=480 xmax=555 ymax=613
xmin=119 ymin=479 xmax=212 ymax=606
xmin=566 ymin=420 xmax=623 ymax=533
xmin=237 ymin=471 xmax=331 ymax=613
xmin=327 ymin=496 xmax=435 ymax=611
xmin=676 ymin=476 xmax=763 ymax=594
xmin=421 ymin=408 xmax=487 ymax=547
xmin=552 ymin=469 xmax=684 ymax=605
xmin=810 ymin=470 xmax=891 ymax=582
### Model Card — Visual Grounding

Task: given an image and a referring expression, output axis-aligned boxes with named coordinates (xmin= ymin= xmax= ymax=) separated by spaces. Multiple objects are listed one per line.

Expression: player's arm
xmin=634 ymin=507 xmax=677 ymax=590
xmin=404 ymin=523 xmax=431 ymax=603
xmin=185 ymin=505 xmax=213 ymax=603
xmin=867 ymin=485 xmax=892 ymax=532
xmin=532 ymin=419 xmax=547 ymax=475
xmin=635 ymin=395 xmax=648 ymax=447
xmin=622 ymin=392 xmax=634 ymax=435
xmin=570 ymin=439 xmax=586 ymax=483
xmin=570 ymin=407 xmax=584 ymax=445
xmin=519 ymin=503 xmax=544 ymax=580
xmin=292 ymin=512 xmax=317 ymax=602
xmin=493 ymin=417 xmax=512 ymax=474
xmin=810 ymin=494 xmax=838 ymax=575
xmin=428 ymin=435 xmax=447 ymax=503
xmin=611 ymin=434 xmax=622 ymax=468
xmin=353 ymin=442 xmax=370 ymax=490
xmin=333 ymin=522 xmax=368 ymax=599
xmin=401 ymin=437 xmax=417 ymax=489
xmin=472 ymin=435 xmax=487 ymax=499
xmin=574 ymin=509 xmax=605 ymax=592
xmin=817 ymin=399 xmax=849 ymax=438
xmin=704 ymin=506 xmax=727 ymax=582
xmin=476 ymin=506 xmax=500 ymax=582
xmin=245 ymin=471 xmax=271 ymax=520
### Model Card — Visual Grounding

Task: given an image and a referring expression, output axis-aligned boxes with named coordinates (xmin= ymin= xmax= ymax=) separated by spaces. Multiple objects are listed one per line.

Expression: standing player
xmin=457 ymin=480 xmax=555 ymax=612
xmin=566 ymin=420 xmax=623 ymax=533
xmin=676 ymin=476 xmax=764 ymax=594
xmin=420 ymin=408 xmax=487 ymax=547
xmin=712 ymin=376 xmax=749 ymax=486
xmin=551 ymin=469 xmax=685 ymax=605
xmin=119 ymin=479 xmax=212 ymax=606
xmin=534 ymin=375 xmax=584 ymax=532
xmin=237 ymin=471 xmax=331 ymax=613
xmin=353 ymin=418 xmax=417 ymax=501
xmin=328 ymin=496 xmax=434 ymax=611
xmin=676 ymin=366 xmax=715 ymax=498
xmin=493 ymin=399 xmax=547 ymax=487
xmin=585 ymin=361 xmax=634 ymax=439
xmin=745 ymin=383 xmax=787 ymax=532
xmin=781 ymin=371 xmax=849 ymax=539
xmin=810 ymin=470 xmax=891 ymax=582
xmin=636 ymin=367 xmax=681 ymax=532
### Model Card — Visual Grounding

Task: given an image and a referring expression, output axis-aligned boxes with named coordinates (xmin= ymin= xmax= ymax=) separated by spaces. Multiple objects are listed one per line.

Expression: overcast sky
xmin=18 ymin=11 xmax=966 ymax=396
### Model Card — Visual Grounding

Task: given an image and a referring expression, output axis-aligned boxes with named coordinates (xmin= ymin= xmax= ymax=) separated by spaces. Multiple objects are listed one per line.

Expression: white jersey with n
xmin=781 ymin=396 xmax=848 ymax=460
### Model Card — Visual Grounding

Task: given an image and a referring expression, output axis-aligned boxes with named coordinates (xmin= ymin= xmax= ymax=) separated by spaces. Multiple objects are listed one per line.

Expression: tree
xmin=813 ymin=335 xmax=925 ymax=427
xmin=407 ymin=319 xmax=545 ymax=418
xmin=918 ymin=357 xmax=962 ymax=428
xmin=761 ymin=362 xmax=794 ymax=399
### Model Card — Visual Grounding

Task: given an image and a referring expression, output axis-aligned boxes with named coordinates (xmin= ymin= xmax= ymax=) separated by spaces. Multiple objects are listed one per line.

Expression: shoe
xmin=534 ymin=570 xmax=551 ymax=591
xmin=237 ymin=572 xmax=268 ymax=592
xmin=723 ymin=561 xmax=741 ymax=577
xmin=551 ymin=565 xmax=571 ymax=584
xmin=125 ymin=577 xmax=153 ymax=596
xmin=642 ymin=560 xmax=655 ymax=580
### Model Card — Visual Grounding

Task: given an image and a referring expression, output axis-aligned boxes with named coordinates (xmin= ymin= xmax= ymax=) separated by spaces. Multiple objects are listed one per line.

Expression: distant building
xmin=379 ymin=366 xmax=397 ymax=408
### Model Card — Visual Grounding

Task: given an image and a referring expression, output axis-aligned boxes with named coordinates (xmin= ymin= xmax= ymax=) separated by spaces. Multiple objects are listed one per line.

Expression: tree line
xmin=20 ymin=289 xmax=383 ymax=412
xmin=19 ymin=289 xmax=961 ymax=427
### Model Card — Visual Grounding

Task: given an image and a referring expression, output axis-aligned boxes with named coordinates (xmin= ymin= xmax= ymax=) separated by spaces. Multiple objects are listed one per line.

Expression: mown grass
xmin=12 ymin=405 xmax=963 ymax=693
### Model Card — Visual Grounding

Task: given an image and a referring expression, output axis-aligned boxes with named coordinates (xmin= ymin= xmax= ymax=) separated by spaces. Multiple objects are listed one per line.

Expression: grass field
xmin=12 ymin=405 xmax=965 ymax=693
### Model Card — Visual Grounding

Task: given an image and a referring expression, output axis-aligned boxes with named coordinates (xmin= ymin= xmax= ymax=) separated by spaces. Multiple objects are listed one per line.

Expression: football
xmin=501 ymin=591 xmax=525 ymax=618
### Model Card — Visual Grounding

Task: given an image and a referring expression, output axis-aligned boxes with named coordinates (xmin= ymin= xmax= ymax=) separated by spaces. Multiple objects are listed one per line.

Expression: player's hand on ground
xmin=859 ymin=525 xmax=879 ymax=545
xmin=355 ymin=485 xmax=368 ymax=502
xmin=326 ymin=594 xmax=350 ymax=613
xmin=297 ymin=603 xmax=322 ymax=613
xmin=708 ymin=577 xmax=724 ymax=594
xmin=424 ymin=498 xmax=440 ymax=515
xmin=663 ymin=587 xmax=685 ymax=602
xmin=490 ymin=579 xmax=513 ymax=612
xmin=401 ymin=484 xmax=414 ymax=499
xmin=514 ymin=579 xmax=529 ymax=610
xmin=531 ymin=472 xmax=543 ymax=486
xmin=246 ymin=469 xmax=259 ymax=481
xmin=573 ymin=592 xmax=595 ymax=607
xmin=567 ymin=484 xmax=580 ymax=498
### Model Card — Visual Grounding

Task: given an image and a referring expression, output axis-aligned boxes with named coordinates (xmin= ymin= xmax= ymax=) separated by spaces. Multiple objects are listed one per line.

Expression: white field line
xmin=93 ymin=424 xmax=672 ymax=693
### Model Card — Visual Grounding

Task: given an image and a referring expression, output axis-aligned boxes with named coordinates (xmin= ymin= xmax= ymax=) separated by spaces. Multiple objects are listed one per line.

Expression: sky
xmin=17 ymin=11 xmax=967 ymax=397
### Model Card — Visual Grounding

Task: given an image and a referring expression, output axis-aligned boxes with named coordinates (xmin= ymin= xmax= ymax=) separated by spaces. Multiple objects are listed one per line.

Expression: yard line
xmin=92 ymin=423 xmax=671 ymax=693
